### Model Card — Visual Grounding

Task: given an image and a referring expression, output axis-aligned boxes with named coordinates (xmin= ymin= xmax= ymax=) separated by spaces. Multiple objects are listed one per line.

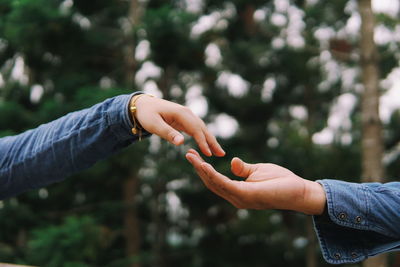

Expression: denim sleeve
xmin=0 ymin=93 xmax=149 ymax=200
xmin=313 ymin=179 xmax=400 ymax=264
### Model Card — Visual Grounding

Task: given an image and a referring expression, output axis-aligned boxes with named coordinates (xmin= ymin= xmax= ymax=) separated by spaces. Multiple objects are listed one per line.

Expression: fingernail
xmin=173 ymin=135 xmax=184 ymax=145
xmin=186 ymin=155 xmax=193 ymax=164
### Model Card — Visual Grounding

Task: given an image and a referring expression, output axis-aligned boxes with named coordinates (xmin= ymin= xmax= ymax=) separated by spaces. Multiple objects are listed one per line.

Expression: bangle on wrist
xmin=129 ymin=94 xmax=154 ymax=141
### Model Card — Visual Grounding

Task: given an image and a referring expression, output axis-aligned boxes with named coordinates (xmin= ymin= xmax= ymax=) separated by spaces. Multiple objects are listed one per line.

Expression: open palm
xmin=186 ymin=149 xmax=326 ymax=215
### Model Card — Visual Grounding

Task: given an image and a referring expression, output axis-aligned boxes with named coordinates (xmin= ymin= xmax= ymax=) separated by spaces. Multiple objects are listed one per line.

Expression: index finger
xmin=187 ymin=155 xmax=240 ymax=206
xmin=175 ymin=110 xmax=224 ymax=157
xmin=200 ymin=124 xmax=225 ymax=157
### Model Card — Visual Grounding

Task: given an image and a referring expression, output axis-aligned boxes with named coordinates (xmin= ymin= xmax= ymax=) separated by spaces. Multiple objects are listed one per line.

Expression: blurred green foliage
xmin=0 ymin=0 xmax=399 ymax=266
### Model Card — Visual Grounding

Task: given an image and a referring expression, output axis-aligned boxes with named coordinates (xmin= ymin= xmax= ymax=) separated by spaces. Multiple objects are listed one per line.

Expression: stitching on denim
xmin=0 ymin=119 xmax=104 ymax=191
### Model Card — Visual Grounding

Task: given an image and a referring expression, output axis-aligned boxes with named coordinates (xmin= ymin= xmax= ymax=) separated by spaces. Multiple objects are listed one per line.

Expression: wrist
xmin=128 ymin=94 xmax=154 ymax=139
xmin=303 ymin=180 xmax=327 ymax=215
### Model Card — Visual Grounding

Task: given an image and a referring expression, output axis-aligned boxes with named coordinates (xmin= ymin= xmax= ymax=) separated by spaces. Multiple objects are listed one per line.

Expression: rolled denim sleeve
xmin=313 ymin=179 xmax=400 ymax=264
xmin=0 ymin=92 xmax=149 ymax=200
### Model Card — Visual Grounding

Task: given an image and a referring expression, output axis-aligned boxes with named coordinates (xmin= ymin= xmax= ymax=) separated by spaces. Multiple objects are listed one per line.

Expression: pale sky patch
xmin=312 ymin=127 xmax=334 ymax=145
xmin=380 ymin=67 xmax=400 ymax=123
xmin=261 ymin=77 xmax=276 ymax=102
xmin=271 ymin=4 xmax=305 ymax=49
xmin=11 ymin=56 xmax=29 ymax=85
xmin=267 ymin=137 xmax=279 ymax=148
xmin=184 ymin=0 xmax=204 ymax=13
xmin=60 ymin=0 xmax=73 ymax=14
xmin=0 ymin=39 xmax=7 ymax=53
xmin=0 ymin=74 xmax=4 ymax=88
xmin=328 ymin=93 xmax=357 ymax=130
xmin=166 ymin=191 xmax=187 ymax=222
xmin=135 ymin=61 xmax=162 ymax=86
xmin=185 ymin=84 xmax=208 ymax=118
xmin=374 ymin=24 xmax=400 ymax=45
xmin=286 ymin=6 xmax=305 ymax=48
xmin=254 ymin=9 xmax=267 ymax=22
xmin=99 ymin=76 xmax=114 ymax=89
xmin=191 ymin=12 xmax=222 ymax=38
xmin=142 ymin=80 xmax=163 ymax=98
xmin=216 ymin=71 xmax=250 ymax=98
xmin=208 ymin=113 xmax=239 ymax=139
xmin=344 ymin=12 xmax=361 ymax=36
xmin=305 ymin=0 xmax=319 ymax=6
xmin=372 ymin=0 xmax=400 ymax=17
xmin=341 ymin=67 xmax=359 ymax=91
xmin=314 ymin=27 xmax=336 ymax=43
xmin=271 ymin=13 xmax=287 ymax=27
xmin=72 ymin=13 xmax=91 ymax=29
xmin=313 ymin=93 xmax=357 ymax=145
xmin=272 ymin=37 xmax=285 ymax=49
xmin=190 ymin=3 xmax=235 ymax=38
xmin=289 ymin=105 xmax=308 ymax=121
xmin=274 ymin=0 xmax=290 ymax=13
xmin=30 ymin=84 xmax=44 ymax=104
xmin=135 ymin=40 xmax=150 ymax=61
xmin=205 ymin=43 xmax=222 ymax=67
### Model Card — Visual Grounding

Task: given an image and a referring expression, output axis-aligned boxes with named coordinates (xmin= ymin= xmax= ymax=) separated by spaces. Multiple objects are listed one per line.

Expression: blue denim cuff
xmin=312 ymin=180 xmax=369 ymax=264
xmin=313 ymin=179 xmax=400 ymax=264
xmin=106 ymin=92 xmax=151 ymax=142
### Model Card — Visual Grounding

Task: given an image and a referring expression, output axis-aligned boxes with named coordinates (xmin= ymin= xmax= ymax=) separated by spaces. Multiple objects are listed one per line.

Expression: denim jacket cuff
xmin=312 ymin=179 xmax=370 ymax=264
xmin=106 ymin=92 xmax=151 ymax=142
xmin=312 ymin=179 xmax=400 ymax=264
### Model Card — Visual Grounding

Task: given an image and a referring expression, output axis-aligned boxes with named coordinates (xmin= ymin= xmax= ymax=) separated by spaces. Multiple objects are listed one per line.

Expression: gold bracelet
xmin=129 ymin=94 xmax=154 ymax=141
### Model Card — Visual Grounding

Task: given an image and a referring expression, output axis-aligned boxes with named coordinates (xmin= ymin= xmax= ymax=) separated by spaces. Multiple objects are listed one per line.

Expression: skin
xmin=185 ymin=149 xmax=326 ymax=215
xmin=133 ymin=95 xmax=225 ymax=157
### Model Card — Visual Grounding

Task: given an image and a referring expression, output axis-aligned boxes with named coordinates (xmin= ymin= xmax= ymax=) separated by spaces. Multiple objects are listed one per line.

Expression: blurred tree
xmin=0 ymin=0 xmax=399 ymax=266
xmin=359 ymin=0 xmax=386 ymax=266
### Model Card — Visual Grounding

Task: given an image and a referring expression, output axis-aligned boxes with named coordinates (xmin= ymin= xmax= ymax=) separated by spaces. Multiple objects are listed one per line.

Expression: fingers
xmin=201 ymin=125 xmax=225 ymax=157
xmin=152 ymin=115 xmax=185 ymax=146
xmin=173 ymin=108 xmax=225 ymax=157
xmin=187 ymin=148 xmax=202 ymax=159
xmin=185 ymin=151 xmax=244 ymax=207
xmin=199 ymin=163 xmax=246 ymax=207
xmin=231 ymin=157 xmax=257 ymax=179
xmin=191 ymin=130 xmax=213 ymax=157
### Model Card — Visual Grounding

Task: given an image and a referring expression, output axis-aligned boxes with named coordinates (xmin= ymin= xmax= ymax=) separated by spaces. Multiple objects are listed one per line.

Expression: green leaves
xmin=27 ymin=216 xmax=101 ymax=267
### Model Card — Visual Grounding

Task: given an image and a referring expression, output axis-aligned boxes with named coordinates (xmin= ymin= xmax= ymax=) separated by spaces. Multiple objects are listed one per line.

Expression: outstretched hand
xmin=134 ymin=95 xmax=225 ymax=157
xmin=185 ymin=149 xmax=326 ymax=215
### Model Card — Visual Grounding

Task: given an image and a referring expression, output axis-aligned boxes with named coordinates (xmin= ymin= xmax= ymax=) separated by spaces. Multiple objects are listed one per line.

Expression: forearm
xmin=0 ymin=94 xmax=141 ymax=199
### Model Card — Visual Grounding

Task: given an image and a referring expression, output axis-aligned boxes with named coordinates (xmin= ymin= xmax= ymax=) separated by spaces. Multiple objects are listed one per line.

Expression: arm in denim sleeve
xmin=0 ymin=93 xmax=148 ymax=200
xmin=313 ymin=179 xmax=400 ymax=264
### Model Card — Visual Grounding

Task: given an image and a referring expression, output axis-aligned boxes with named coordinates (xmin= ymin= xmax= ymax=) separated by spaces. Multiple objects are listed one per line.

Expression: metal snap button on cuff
xmin=351 ymin=252 xmax=358 ymax=258
xmin=355 ymin=216 xmax=362 ymax=223
xmin=338 ymin=212 xmax=347 ymax=220
xmin=334 ymin=253 xmax=341 ymax=259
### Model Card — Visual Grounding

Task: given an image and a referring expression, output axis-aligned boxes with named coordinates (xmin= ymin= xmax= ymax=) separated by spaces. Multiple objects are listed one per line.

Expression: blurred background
xmin=0 ymin=0 xmax=400 ymax=266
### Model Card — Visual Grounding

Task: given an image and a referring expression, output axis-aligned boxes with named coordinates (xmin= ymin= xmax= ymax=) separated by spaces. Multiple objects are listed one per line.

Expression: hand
xmin=134 ymin=95 xmax=225 ymax=157
xmin=185 ymin=149 xmax=326 ymax=215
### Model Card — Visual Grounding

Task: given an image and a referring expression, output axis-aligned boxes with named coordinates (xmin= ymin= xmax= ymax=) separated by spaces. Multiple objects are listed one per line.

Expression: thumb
xmin=231 ymin=157 xmax=256 ymax=178
xmin=152 ymin=116 xmax=184 ymax=145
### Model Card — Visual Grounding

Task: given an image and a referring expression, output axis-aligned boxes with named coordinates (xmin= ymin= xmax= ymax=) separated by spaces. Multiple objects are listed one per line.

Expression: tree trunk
xmin=122 ymin=1 xmax=145 ymax=266
xmin=358 ymin=0 xmax=387 ymax=266
xmin=306 ymin=216 xmax=317 ymax=267
xmin=303 ymin=82 xmax=318 ymax=267
xmin=123 ymin=0 xmax=144 ymax=86
xmin=123 ymin=173 xmax=141 ymax=267
xmin=151 ymin=180 xmax=168 ymax=267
